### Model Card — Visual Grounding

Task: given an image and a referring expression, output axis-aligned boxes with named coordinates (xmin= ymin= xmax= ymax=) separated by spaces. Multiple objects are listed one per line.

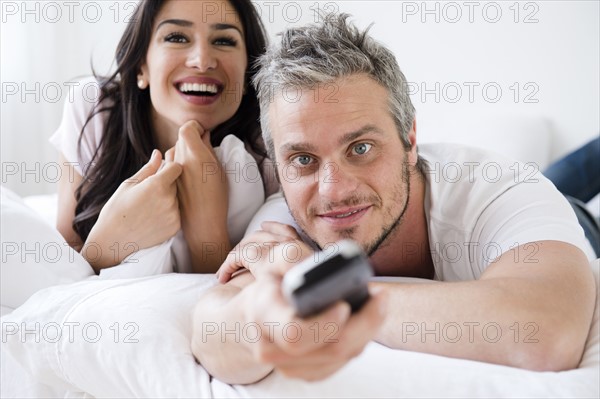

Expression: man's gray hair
xmin=253 ymin=13 xmax=416 ymax=161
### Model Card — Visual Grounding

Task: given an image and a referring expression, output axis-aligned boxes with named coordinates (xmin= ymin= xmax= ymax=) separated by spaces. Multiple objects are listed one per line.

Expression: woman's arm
xmin=56 ymin=153 xmax=84 ymax=250
xmin=173 ymin=121 xmax=231 ymax=273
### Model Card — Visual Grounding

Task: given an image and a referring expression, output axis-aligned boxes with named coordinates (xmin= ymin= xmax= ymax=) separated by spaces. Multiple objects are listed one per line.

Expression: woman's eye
xmin=352 ymin=143 xmax=372 ymax=155
xmin=292 ymin=155 xmax=313 ymax=166
xmin=164 ymin=32 xmax=188 ymax=43
xmin=214 ymin=37 xmax=238 ymax=46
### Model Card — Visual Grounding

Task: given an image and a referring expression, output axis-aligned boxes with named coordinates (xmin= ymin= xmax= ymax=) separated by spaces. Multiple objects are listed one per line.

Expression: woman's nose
xmin=185 ymin=42 xmax=217 ymax=71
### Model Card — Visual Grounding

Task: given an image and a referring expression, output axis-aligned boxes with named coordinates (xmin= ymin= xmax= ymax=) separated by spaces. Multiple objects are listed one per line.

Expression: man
xmin=191 ymin=14 xmax=596 ymax=384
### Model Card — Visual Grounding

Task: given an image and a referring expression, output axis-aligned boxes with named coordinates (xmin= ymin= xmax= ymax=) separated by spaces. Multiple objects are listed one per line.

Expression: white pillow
xmin=0 ymin=187 xmax=94 ymax=309
xmin=1 ymin=274 xmax=216 ymax=396
xmin=2 ymin=262 xmax=599 ymax=397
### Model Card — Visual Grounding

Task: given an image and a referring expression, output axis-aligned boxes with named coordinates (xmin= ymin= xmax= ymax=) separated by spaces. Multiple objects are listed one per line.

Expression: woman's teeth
xmin=178 ymin=82 xmax=218 ymax=94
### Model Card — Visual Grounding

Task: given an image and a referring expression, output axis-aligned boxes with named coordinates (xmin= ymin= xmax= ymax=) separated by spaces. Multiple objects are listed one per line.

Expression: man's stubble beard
xmin=283 ymin=163 xmax=412 ymax=256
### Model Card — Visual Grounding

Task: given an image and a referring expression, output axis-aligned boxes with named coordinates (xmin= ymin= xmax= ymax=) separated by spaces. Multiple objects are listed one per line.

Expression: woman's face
xmin=140 ymin=0 xmax=247 ymax=139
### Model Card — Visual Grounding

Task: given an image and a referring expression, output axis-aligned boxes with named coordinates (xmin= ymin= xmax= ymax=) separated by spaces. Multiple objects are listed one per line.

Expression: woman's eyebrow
xmin=156 ymin=19 xmax=193 ymax=31
xmin=213 ymin=23 xmax=243 ymax=36
xmin=155 ymin=20 xmax=243 ymax=36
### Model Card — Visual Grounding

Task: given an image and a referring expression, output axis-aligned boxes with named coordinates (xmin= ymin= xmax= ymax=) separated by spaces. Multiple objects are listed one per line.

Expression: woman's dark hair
xmin=73 ymin=0 xmax=268 ymax=241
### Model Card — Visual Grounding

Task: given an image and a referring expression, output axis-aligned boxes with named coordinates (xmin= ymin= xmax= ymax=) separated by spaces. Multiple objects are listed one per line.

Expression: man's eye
xmin=292 ymin=155 xmax=313 ymax=166
xmin=352 ymin=143 xmax=372 ymax=155
xmin=165 ymin=32 xmax=188 ymax=43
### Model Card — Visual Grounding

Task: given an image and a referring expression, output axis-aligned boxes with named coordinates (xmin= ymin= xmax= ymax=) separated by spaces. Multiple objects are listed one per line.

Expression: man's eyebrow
xmin=280 ymin=141 xmax=318 ymax=154
xmin=338 ymin=124 xmax=384 ymax=146
xmin=156 ymin=20 xmax=243 ymax=36
xmin=279 ymin=125 xmax=383 ymax=155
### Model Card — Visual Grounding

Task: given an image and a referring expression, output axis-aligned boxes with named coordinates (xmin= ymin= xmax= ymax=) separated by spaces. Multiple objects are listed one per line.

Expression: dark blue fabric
xmin=544 ymin=137 xmax=600 ymax=203
xmin=544 ymin=136 xmax=600 ymax=257
xmin=565 ymin=196 xmax=600 ymax=258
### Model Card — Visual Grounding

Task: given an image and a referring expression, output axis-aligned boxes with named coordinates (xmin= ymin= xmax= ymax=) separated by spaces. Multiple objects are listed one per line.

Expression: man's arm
xmin=191 ymin=269 xmax=385 ymax=384
xmin=191 ymin=272 xmax=273 ymax=384
xmin=373 ymin=240 xmax=596 ymax=371
xmin=191 ymin=223 xmax=387 ymax=384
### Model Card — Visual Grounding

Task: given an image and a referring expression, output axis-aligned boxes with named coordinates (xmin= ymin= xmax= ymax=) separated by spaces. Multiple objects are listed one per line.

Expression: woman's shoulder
xmin=60 ymin=76 xmax=116 ymax=134
xmin=50 ymin=76 xmax=111 ymax=166
xmin=65 ymin=76 xmax=104 ymax=112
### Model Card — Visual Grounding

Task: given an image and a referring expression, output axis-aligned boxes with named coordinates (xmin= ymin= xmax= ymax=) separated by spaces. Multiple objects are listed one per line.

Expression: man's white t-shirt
xmin=420 ymin=143 xmax=594 ymax=281
xmin=246 ymin=143 xmax=595 ymax=281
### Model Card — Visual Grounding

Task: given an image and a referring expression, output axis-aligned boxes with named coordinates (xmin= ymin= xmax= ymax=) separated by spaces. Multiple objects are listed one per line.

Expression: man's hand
xmin=239 ymin=273 xmax=388 ymax=381
xmin=196 ymin=220 xmax=389 ymax=383
xmin=216 ymin=221 xmax=308 ymax=283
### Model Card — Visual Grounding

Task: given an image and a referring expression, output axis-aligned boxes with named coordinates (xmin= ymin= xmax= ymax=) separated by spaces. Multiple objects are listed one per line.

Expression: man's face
xmin=270 ymin=74 xmax=417 ymax=253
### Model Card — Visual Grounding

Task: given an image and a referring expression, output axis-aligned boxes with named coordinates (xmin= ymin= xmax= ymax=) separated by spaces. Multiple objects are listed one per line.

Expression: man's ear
xmin=409 ymin=118 xmax=417 ymax=148
xmin=407 ymin=118 xmax=418 ymax=165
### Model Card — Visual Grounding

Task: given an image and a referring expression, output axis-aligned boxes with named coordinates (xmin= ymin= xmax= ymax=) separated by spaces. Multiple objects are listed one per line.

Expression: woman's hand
xmin=82 ymin=150 xmax=182 ymax=272
xmin=173 ymin=120 xmax=230 ymax=273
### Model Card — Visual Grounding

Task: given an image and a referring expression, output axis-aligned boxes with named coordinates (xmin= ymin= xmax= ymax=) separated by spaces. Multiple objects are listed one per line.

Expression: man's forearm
xmin=191 ymin=274 xmax=273 ymax=384
xmin=373 ymin=242 xmax=596 ymax=371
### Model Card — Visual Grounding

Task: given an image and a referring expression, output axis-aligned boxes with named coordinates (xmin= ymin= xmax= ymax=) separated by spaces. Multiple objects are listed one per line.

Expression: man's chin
xmin=311 ymin=232 xmax=369 ymax=251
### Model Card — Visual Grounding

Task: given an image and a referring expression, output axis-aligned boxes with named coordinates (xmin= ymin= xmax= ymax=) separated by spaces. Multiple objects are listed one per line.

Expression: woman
xmin=52 ymin=0 xmax=276 ymax=274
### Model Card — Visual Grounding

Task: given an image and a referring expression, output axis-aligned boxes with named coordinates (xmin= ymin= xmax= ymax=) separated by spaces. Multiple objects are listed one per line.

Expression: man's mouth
xmin=318 ymin=206 xmax=371 ymax=220
xmin=328 ymin=208 xmax=364 ymax=218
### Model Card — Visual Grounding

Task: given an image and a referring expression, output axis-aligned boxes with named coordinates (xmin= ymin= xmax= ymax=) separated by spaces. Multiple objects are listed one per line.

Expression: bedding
xmin=0 ymin=187 xmax=94 ymax=310
xmin=2 ymin=264 xmax=599 ymax=398
xmin=1 ymin=188 xmax=599 ymax=398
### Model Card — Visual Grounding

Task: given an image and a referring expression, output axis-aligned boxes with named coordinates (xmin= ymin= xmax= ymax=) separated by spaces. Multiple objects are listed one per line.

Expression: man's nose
xmin=317 ymin=162 xmax=360 ymax=202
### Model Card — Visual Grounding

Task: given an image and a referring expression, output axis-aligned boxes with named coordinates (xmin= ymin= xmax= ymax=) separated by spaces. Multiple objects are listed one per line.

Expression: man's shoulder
xmin=419 ymin=142 xmax=515 ymax=166
xmin=419 ymin=142 xmax=525 ymax=196
xmin=420 ymin=141 xmax=553 ymax=237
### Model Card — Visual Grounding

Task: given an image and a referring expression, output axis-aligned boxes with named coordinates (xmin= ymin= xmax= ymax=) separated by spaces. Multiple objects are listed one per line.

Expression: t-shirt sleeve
xmin=422 ymin=144 xmax=595 ymax=281
xmin=470 ymin=175 xmax=596 ymax=276
xmin=48 ymin=77 xmax=104 ymax=176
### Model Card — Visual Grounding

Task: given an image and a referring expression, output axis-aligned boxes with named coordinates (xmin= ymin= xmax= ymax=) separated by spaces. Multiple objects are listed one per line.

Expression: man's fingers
xmin=216 ymin=256 xmax=240 ymax=283
xmin=257 ymin=301 xmax=352 ymax=361
xmin=264 ymin=289 xmax=387 ymax=365
xmin=260 ymin=221 xmax=302 ymax=240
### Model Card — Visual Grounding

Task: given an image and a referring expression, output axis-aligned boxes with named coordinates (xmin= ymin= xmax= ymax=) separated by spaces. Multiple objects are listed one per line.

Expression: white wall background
xmin=1 ymin=0 xmax=599 ymax=196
